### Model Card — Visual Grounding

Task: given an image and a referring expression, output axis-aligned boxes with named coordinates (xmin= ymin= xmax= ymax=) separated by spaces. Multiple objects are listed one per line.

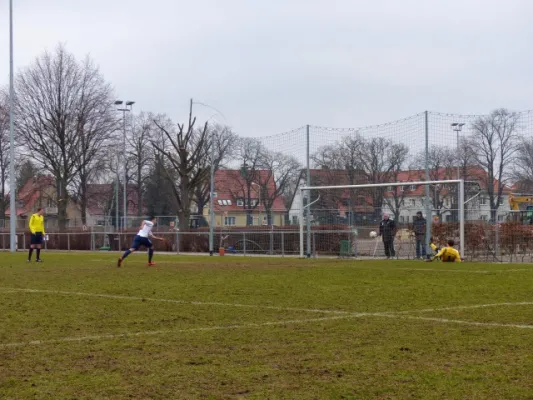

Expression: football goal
xmin=298 ymin=179 xmax=466 ymax=259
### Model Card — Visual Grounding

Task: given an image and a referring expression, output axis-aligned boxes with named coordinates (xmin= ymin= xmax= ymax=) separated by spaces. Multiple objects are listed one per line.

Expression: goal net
xmin=298 ymin=179 xmax=467 ymax=259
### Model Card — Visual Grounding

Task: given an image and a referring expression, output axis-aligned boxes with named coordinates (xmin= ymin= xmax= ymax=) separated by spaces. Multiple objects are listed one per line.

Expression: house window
xmin=292 ymin=216 xmax=298 ymax=225
xmin=237 ymin=199 xmax=244 ymax=207
xmin=409 ymin=185 xmax=417 ymax=191
xmin=400 ymin=185 xmax=406 ymax=191
xmin=499 ymin=198 xmax=504 ymax=206
xmin=410 ymin=199 xmax=416 ymax=207
xmin=480 ymin=215 xmax=488 ymax=221
xmin=224 ymin=216 xmax=236 ymax=226
xmin=497 ymin=215 xmax=504 ymax=222
xmin=387 ymin=186 xmax=393 ymax=192
xmin=399 ymin=216 xmax=404 ymax=223
xmin=480 ymin=197 xmax=487 ymax=205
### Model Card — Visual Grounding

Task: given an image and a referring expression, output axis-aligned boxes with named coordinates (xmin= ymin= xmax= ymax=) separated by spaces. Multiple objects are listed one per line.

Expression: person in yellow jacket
xmin=28 ymin=208 xmax=45 ymax=262
xmin=426 ymin=239 xmax=462 ymax=263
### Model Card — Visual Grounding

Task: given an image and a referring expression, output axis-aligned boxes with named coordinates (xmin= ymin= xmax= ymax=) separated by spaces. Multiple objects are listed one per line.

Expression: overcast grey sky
xmin=1 ymin=0 xmax=532 ymax=137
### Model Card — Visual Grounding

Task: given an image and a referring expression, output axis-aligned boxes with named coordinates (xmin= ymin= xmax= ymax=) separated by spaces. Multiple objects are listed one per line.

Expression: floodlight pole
xmin=191 ymin=99 xmax=229 ymax=255
xmin=9 ymin=0 xmax=16 ymax=252
xmin=451 ymin=122 xmax=465 ymax=222
xmin=115 ymin=100 xmax=134 ymax=230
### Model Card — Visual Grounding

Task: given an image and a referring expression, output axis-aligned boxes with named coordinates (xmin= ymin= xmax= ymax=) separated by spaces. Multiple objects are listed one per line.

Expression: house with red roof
xmin=6 ymin=177 xmax=144 ymax=229
xmin=6 ymin=175 xmax=80 ymax=229
xmin=203 ymin=169 xmax=287 ymax=227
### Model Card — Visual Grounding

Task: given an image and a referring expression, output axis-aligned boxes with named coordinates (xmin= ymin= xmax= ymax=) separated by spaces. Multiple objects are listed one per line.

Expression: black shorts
xmin=131 ymin=235 xmax=152 ymax=250
xmin=31 ymin=232 xmax=43 ymax=245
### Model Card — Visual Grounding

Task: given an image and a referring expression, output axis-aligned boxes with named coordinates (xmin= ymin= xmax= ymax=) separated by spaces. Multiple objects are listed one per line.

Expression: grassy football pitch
xmin=0 ymin=253 xmax=532 ymax=399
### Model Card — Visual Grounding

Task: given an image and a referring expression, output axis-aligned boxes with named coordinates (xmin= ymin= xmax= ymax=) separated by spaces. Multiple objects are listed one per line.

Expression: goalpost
xmin=299 ymin=179 xmax=465 ymax=259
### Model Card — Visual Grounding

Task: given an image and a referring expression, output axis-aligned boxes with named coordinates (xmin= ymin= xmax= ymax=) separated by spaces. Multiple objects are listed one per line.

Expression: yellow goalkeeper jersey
xmin=29 ymin=213 xmax=45 ymax=235
xmin=435 ymin=246 xmax=461 ymax=262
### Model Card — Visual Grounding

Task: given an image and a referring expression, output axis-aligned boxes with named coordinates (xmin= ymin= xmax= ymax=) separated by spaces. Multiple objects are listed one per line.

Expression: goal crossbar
xmin=299 ymin=179 xmax=465 ymax=259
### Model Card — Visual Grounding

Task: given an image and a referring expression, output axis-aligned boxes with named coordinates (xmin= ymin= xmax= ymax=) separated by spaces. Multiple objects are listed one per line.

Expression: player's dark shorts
xmin=30 ymin=232 xmax=43 ymax=245
xmin=131 ymin=235 xmax=152 ymax=250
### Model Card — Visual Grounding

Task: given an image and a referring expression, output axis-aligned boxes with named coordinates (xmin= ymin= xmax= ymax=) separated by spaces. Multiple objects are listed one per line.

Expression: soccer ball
xmin=369 ymin=231 xmax=378 ymax=238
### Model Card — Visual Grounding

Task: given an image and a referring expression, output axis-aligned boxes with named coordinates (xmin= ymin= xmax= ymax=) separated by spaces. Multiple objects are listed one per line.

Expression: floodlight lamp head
xmin=126 ymin=101 xmax=135 ymax=106
xmin=451 ymin=123 xmax=458 ymax=127
xmin=114 ymin=100 xmax=123 ymax=106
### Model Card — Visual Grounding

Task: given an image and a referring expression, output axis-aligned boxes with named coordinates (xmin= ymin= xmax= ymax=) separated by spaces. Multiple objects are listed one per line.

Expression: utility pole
xmin=9 ymin=0 xmax=16 ymax=252
xmin=115 ymin=100 xmax=135 ymax=230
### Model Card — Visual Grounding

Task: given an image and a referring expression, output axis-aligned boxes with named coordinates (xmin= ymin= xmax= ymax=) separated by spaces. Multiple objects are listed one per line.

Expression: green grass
xmin=0 ymin=253 xmax=532 ymax=399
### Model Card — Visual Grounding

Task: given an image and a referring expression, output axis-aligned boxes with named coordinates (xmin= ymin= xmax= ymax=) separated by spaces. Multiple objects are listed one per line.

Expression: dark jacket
xmin=412 ymin=216 xmax=426 ymax=238
xmin=379 ymin=219 xmax=396 ymax=241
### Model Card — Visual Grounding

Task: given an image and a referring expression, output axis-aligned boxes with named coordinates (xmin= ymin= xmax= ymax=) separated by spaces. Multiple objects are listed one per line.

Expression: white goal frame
xmin=299 ymin=179 xmax=465 ymax=258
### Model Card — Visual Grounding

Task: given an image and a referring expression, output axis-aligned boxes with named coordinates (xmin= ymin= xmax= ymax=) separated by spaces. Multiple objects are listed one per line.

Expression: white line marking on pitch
xmin=1 ymin=287 xmax=532 ymax=317
xmin=0 ymin=287 xmax=351 ymax=315
xmin=379 ymin=314 xmax=533 ymax=330
xmin=394 ymin=301 xmax=533 ymax=314
xmin=348 ymin=266 xmax=532 ymax=274
xmin=0 ymin=314 xmax=364 ymax=348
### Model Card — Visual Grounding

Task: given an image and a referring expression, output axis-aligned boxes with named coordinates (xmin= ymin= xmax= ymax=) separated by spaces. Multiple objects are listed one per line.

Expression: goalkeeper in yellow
xmin=28 ymin=208 xmax=45 ymax=262
xmin=426 ymin=239 xmax=462 ymax=262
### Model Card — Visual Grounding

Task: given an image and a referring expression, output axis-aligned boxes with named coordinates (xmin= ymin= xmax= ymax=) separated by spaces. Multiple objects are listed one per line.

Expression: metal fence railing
xmin=2 ymin=223 xmax=533 ymax=263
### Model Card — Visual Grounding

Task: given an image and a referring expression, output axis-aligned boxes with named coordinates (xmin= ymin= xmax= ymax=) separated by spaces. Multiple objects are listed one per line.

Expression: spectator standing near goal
xmin=412 ymin=211 xmax=426 ymax=259
xmin=378 ymin=213 xmax=396 ymax=259
xmin=28 ymin=208 xmax=45 ymax=262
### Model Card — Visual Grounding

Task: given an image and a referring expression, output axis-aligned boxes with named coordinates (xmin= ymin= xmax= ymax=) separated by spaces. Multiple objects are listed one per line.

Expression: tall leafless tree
xmin=256 ymin=151 xmax=301 ymax=225
xmin=151 ymin=101 xmax=210 ymax=231
xmin=381 ymin=143 xmax=411 ymax=221
xmin=512 ymin=137 xmax=533 ymax=193
xmin=0 ymin=91 xmax=10 ymax=221
xmin=14 ymin=45 xmax=118 ymax=229
xmin=228 ymin=138 xmax=265 ymax=226
xmin=193 ymin=124 xmax=237 ymax=217
xmin=126 ymin=112 xmax=169 ymax=217
xmin=469 ymin=108 xmax=520 ymax=222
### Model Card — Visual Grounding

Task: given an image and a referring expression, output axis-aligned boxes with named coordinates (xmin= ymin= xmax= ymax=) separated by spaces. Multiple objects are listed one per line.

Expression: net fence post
xmin=306 ymin=124 xmax=311 ymax=258
xmin=424 ymin=110 xmax=432 ymax=257
xmin=299 ymin=188 xmax=304 ymax=258
xmin=459 ymin=179 xmax=465 ymax=257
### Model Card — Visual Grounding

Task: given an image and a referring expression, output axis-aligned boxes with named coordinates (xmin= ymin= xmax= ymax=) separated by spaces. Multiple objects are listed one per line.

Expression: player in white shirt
xmin=117 ymin=217 xmax=163 ymax=267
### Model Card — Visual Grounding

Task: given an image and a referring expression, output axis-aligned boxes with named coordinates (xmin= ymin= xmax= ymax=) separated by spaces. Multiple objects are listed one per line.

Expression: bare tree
xmin=126 ymin=112 xmax=168 ymax=217
xmin=15 ymin=158 xmax=39 ymax=193
xmin=312 ymin=136 xmax=369 ymax=223
xmin=14 ymin=44 xmax=118 ymax=229
xmin=355 ymin=136 xmax=408 ymax=218
xmin=256 ymin=151 xmax=301 ymax=225
xmin=414 ymin=145 xmax=456 ymax=218
xmin=512 ymin=137 xmax=533 ymax=192
xmin=381 ymin=143 xmax=411 ymax=221
xmin=229 ymin=138 xmax=265 ymax=226
xmin=0 ymin=91 xmax=10 ymax=220
xmin=151 ymin=100 xmax=210 ymax=231
xmin=469 ymin=108 xmax=520 ymax=222
xmin=193 ymin=124 xmax=237 ymax=217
